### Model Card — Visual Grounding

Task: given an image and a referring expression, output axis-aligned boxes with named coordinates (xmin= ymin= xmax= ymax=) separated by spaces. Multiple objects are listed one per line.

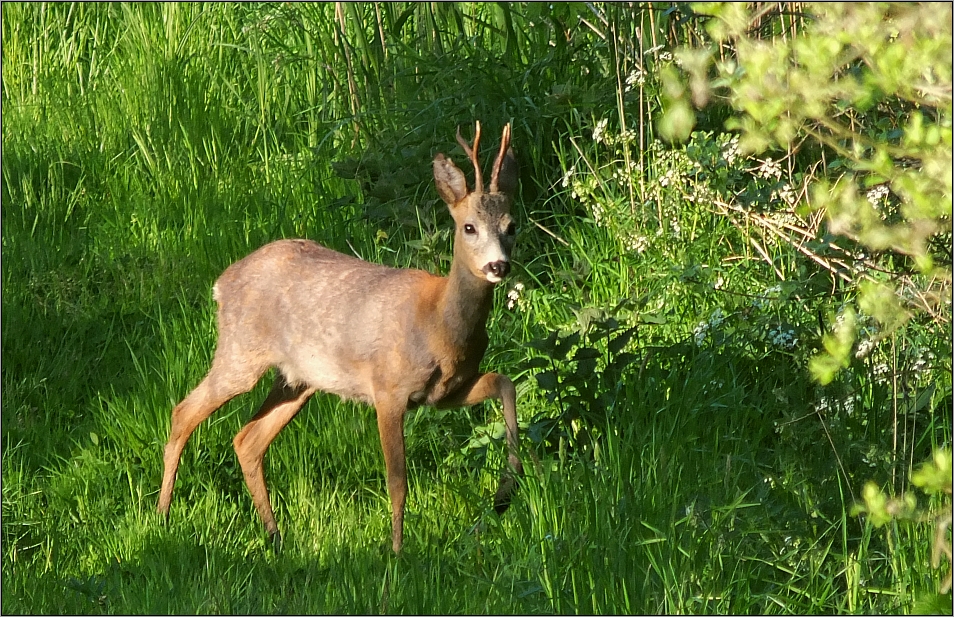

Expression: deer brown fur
xmin=157 ymin=122 xmax=522 ymax=552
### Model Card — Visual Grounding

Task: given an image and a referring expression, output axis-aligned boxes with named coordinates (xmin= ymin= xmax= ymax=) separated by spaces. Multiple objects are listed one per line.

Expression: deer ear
xmin=433 ymin=154 xmax=469 ymax=205
xmin=492 ymin=148 xmax=519 ymax=195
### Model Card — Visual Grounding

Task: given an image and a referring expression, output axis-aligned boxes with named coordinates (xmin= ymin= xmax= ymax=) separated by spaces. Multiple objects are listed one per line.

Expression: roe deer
xmin=157 ymin=122 xmax=522 ymax=552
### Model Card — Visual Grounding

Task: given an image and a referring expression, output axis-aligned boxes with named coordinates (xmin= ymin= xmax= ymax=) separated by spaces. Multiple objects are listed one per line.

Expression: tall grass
xmin=2 ymin=3 xmax=950 ymax=614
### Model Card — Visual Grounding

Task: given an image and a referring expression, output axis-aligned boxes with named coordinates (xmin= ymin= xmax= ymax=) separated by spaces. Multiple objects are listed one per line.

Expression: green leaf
xmin=911 ymin=448 xmax=952 ymax=494
xmin=553 ymin=332 xmax=581 ymax=360
xmin=906 ymin=383 xmax=936 ymax=415
xmin=525 ymin=356 xmax=551 ymax=369
xmin=573 ymin=347 xmax=601 ymax=361
xmin=911 ymin=593 xmax=954 ymax=616
xmin=608 ymin=327 xmax=637 ymax=354
xmin=860 ymin=481 xmax=891 ymax=527
xmin=577 ymin=358 xmax=597 ymax=377
xmin=535 ymin=370 xmax=559 ymax=391
xmin=659 ymin=100 xmax=695 ymax=144
xmin=607 ymin=352 xmax=639 ymax=373
xmin=809 ymin=308 xmax=857 ymax=384
xmin=527 ymin=331 xmax=560 ymax=356
xmin=858 ymin=281 xmax=909 ymax=334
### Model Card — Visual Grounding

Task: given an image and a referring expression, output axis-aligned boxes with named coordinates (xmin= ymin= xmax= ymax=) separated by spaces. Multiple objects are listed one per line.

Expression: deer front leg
xmin=440 ymin=372 xmax=523 ymax=512
xmin=374 ymin=396 xmax=408 ymax=553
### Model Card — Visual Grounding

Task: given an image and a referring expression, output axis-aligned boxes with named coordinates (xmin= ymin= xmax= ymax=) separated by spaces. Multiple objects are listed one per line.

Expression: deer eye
xmin=463 ymin=223 xmax=477 ymax=235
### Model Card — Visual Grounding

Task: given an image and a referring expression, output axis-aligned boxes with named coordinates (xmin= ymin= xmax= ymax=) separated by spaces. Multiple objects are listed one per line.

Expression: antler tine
xmin=456 ymin=121 xmax=483 ymax=193
xmin=489 ymin=123 xmax=512 ymax=193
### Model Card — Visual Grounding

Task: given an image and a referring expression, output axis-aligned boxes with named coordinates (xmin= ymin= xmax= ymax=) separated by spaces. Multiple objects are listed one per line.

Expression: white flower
xmin=912 ymin=347 xmax=935 ymax=374
xmin=775 ymin=183 xmax=797 ymax=206
xmin=855 ymin=338 xmax=876 ymax=359
xmin=593 ymin=118 xmax=609 ymax=144
xmin=834 ymin=308 xmax=849 ymax=328
xmin=560 ymin=165 xmax=576 ymax=188
xmin=590 ymin=201 xmax=605 ymax=225
xmin=866 ymin=184 xmax=889 ymax=206
xmin=686 ymin=184 xmax=716 ymax=205
xmin=625 ymin=69 xmax=646 ymax=91
xmin=721 ymin=135 xmax=741 ymax=165
xmin=659 ymin=168 xmax=682 ymax=188
xmin=506 ymin=282 xmax=525 ymax=311
xmin=756 ymin=157 xmax=782 ymax=180
xmin=670 ymin=215 xmax=681 ymax=235
xmin=619 ymin=129 xmax=637 ymax=145
xmin=625 ymin=234 xmax=648 ymax=254
xmin=694 ymin=309 xmax=726 ymax=346
xmin=769 ymin=326 xmax=798 ymax=349
xmin=815 ymin=396 xmax=855 ymax=415
xmin=693 ymin=321 xmax=708 ymax=346
xmin=753 ymin=284 xmax=782 ymax=309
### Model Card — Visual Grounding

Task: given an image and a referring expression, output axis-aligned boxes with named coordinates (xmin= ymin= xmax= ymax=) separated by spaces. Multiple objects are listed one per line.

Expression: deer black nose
xmin=484 ymin=260 xmax=510 ymax=279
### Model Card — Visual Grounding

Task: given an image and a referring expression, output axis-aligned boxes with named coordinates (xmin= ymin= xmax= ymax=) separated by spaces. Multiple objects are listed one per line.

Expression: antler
xmin=456 ymin=121 xmax=483 ymax=193
xmin=489 ymin=123 xmax=512 ymax=193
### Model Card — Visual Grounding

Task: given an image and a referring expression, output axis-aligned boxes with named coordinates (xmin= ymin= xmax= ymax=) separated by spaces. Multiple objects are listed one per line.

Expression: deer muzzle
xmin=483 ymin=260 xmax=510 ymax=282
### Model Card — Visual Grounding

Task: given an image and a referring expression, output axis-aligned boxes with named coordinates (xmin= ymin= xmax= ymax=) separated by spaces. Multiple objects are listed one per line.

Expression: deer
xmin=157 ymin=122 xmax=523 ymax=552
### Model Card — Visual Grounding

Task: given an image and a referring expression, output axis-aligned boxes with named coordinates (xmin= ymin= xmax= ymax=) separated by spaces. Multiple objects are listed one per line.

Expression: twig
xmin=528 ymin=217 xmax=570 ymax=246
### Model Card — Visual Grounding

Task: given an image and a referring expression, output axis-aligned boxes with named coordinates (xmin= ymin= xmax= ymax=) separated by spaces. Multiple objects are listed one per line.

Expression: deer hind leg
xmin=439 ymin=372 xmax=523 ymax=512
xmin=233 ymin=374 xmax=315 ymax=550
xmin=158 ymin=356 xmax=266 ymax=518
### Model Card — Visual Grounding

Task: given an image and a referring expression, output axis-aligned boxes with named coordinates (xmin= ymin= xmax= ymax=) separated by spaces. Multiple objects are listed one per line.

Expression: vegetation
xmin=2 ymin=3 xmax=950 ymax=614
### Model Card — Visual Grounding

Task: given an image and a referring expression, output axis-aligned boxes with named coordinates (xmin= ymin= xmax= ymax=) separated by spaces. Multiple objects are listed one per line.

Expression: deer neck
xmin=439 ymin=251 xmax=495 ymax=348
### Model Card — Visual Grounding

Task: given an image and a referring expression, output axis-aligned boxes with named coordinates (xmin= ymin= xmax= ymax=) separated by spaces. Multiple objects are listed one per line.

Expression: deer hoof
xmin=269 ymin=530 xmax=283 ymax=553
xmin=493 ymin=473 xmax=519 ymax=514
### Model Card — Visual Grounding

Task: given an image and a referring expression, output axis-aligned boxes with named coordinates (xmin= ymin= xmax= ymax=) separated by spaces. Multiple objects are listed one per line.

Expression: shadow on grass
xmin=20 ymin=519 xmax=545 ymax=615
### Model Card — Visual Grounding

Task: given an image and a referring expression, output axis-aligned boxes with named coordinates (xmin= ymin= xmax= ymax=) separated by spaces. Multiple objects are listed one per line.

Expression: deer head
xmin=432 ymin=122 xmax=519 ymax=284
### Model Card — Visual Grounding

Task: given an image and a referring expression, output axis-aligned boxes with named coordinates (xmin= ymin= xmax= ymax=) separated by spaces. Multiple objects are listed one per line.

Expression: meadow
xmin=2 ymin=3 xmax=951 ymax=614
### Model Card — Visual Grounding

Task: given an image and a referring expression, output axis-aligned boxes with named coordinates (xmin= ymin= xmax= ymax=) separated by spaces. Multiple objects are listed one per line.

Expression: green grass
xmin=2 ymin=3 xmax=950 ymax=614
